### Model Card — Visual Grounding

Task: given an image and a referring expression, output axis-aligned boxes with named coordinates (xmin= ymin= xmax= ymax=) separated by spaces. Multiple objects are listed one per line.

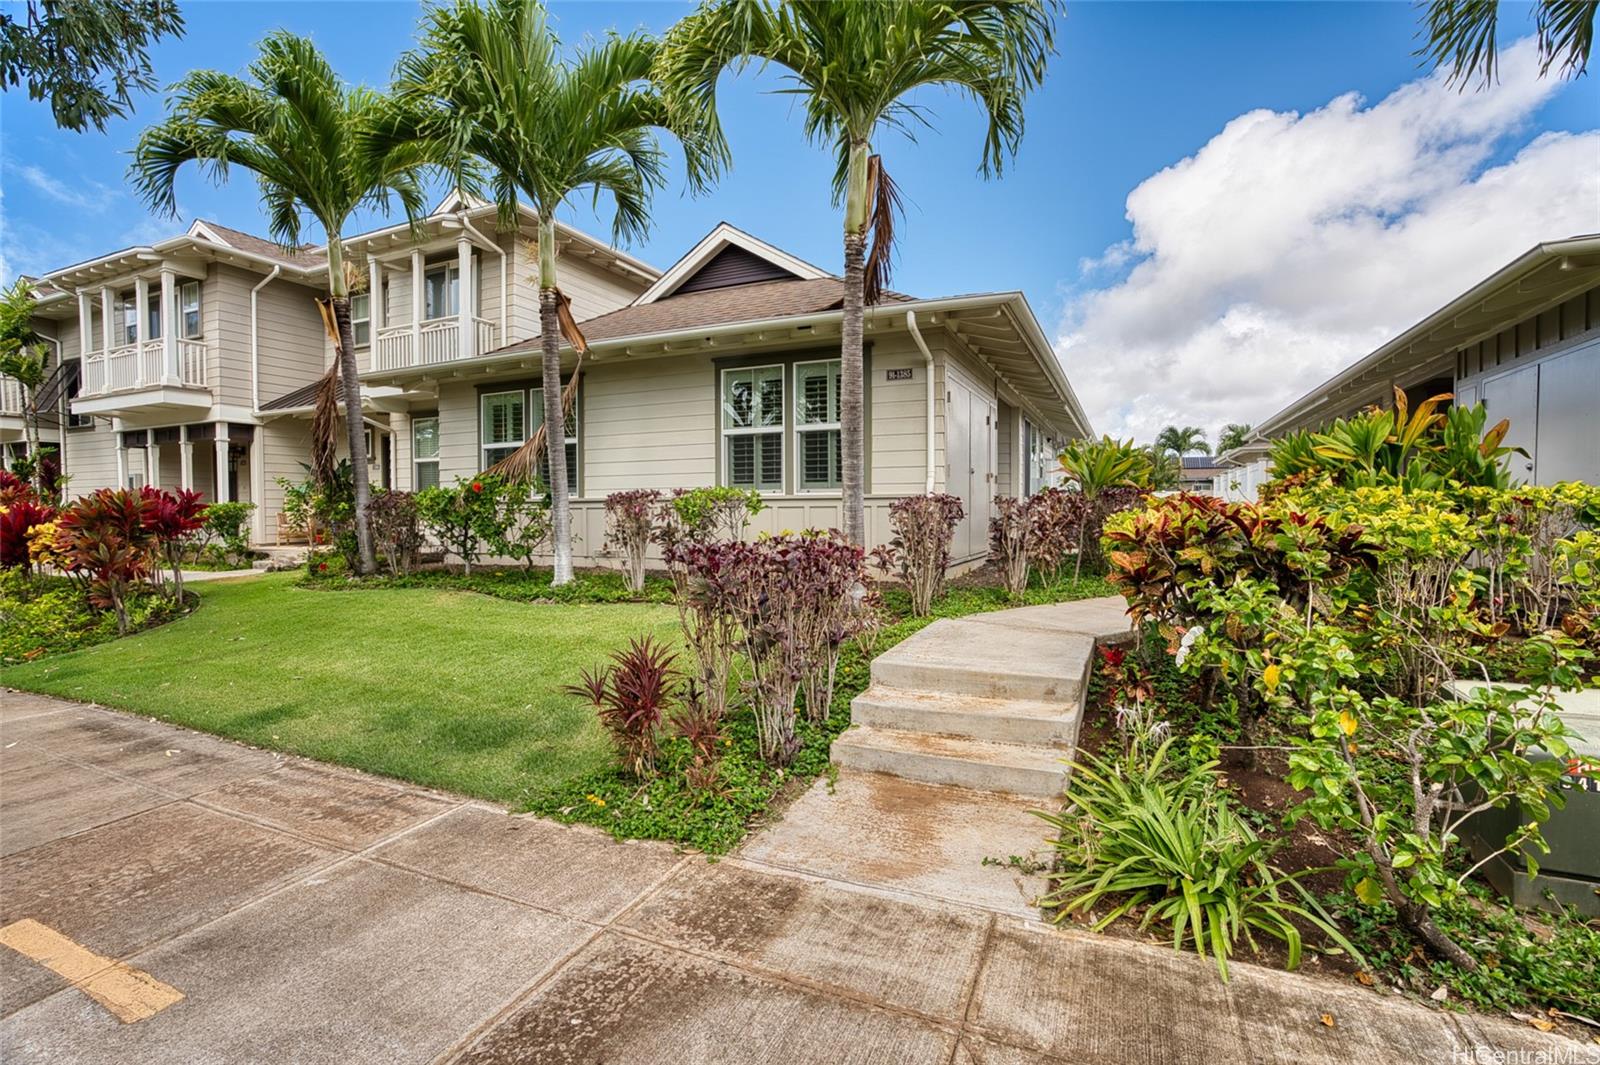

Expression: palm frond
xmin=862 ymin=154 xmax=903 ymax=305
xmin=310 ymin=363 xmax=342 ymax=489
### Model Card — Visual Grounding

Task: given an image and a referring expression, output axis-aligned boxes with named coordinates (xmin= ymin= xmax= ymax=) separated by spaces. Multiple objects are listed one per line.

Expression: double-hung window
xmin=351 ymin=292 xmax=371 ymax=347
xmin=530 ymin=387 xmax=579 ymax=491
xmin=794 ymin=359 xmax=842 ymax=491
xmin=721 ymin=365 xmax=784 ymax=492
xmin=480 ymin=390 xmax=525 ymax=467
xmin=145 ymin=290 xmax=163 ymax=341
xmin=117 ymin=291 xmax=139 ymax=346
xmin=179 ymin=281 xmax=202 ymax=339
xmin=413 ymin=417 xmax=440 ymax=489
xmin=423 ymin=263 xmax=460 ymax=321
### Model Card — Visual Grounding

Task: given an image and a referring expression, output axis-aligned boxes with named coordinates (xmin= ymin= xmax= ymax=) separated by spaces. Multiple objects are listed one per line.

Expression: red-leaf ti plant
xmin=53 ymin=488 xmax=156 ymax=634
xmin=0 ymin=478 xmax=55 ymax=572
xmin=565 ymin=634 xmax=678 ymax=780
xmin=141 ymin=486 xmax=207 ymax=602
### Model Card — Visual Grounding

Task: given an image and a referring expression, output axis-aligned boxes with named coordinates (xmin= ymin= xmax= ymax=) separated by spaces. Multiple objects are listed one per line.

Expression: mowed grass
xmin=2 ymin=573 xmax=677 ymax=804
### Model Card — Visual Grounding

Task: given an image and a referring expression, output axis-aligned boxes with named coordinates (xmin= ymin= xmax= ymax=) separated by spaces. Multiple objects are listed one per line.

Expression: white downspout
xmin=458 ymin=214 xmax=508 ymax=343
xmin=906 ymin=310 xmax=937 ymax=494
xmin=250 ymin=265 xmax=282 ymax=413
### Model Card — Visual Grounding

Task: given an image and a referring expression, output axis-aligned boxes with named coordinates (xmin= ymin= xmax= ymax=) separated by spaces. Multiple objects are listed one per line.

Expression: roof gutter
xmin=1256 ymin=234 xmax=1600 ymax=438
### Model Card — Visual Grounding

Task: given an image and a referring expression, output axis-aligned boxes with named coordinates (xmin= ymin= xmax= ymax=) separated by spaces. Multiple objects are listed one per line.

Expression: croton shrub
xmin=1101 ymin=482 xmax=1600 ymax=970
xmin=871 ymin=493 xmax=963 ymax=617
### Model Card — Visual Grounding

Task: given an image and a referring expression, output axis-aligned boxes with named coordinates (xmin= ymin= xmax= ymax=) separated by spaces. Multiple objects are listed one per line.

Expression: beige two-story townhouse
xmin=6 ymin=196 xmax=1091 ymax=565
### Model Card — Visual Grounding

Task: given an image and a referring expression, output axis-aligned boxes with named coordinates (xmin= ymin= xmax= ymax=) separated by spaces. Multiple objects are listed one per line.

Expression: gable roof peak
xmin=635 ymin=222 xmax=831 ymax=305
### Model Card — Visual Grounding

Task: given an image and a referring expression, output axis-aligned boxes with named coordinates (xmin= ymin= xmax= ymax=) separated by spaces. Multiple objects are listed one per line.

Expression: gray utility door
xmin=1481 ymin=363 xmax=1539 ymax=484
xmin=946 ymin=375 xmax=996 ymax=560
xmin=1474 ymin=339 xmax=1600 ymax=486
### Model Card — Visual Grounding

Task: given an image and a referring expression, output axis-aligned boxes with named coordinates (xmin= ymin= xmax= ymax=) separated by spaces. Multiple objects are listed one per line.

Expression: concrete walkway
xmin=0 ymin=691 xmax=1583 ymax=1064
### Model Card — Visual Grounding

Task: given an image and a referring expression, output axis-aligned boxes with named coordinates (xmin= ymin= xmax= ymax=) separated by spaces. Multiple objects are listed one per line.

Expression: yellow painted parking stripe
xmin=0 ymin=919 xmax=183 ymax=1023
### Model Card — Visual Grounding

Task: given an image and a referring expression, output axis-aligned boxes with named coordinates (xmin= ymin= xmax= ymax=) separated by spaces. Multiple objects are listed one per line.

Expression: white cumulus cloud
xmin=1056 ymin=37 xmax=1600 ymax=446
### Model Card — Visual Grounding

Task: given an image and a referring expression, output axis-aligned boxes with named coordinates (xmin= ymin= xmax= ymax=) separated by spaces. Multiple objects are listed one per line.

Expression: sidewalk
xmin=2 ymin=691 xmax=1588 ymax=1064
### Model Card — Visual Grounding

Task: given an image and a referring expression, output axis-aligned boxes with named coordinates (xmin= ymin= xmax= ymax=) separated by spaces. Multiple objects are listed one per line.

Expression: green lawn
xmin=2 ymin=573 xmax=676 ymax=804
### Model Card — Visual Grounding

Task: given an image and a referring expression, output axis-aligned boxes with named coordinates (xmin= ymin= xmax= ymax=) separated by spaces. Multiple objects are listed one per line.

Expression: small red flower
xmin=318 ymin=561 xmax=328 ymax=572
xmin=1099 ymin=645 xmax=1126 ymax=669
xmin=471 ymin=481 xmax=484 ymax=493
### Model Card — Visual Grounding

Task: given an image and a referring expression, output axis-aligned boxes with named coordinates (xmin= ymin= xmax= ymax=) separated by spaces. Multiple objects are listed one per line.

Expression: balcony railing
xmin=1 ymin=375 xmax=23 ymax=415
xmin=374 ymin=317 xmax=498 ymax=371
xmin=81 ymin=339 xmax=207 ymax=397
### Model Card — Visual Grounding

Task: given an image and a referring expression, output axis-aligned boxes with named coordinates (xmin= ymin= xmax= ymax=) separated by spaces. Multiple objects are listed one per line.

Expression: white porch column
xmin=391 ymin=411 xmax=411 ymax=491
xmin=133 ymin=277 xmax=149 ymax=385
xmin=160 ymin=269 xmax=179 ymax=383
xmin=76 ymin=291 xmax=92 ymax=352
xmin=179 ymin=425 xmax=193 ymax=490
xmin=99 ymin=287 xmax=114 ymax=354
xmin=249 ymin=428 xmax=267 ymax=544
xmin=113 ymin=420 xmax=127 ymax=488
xmin=368 ymin=257 xmax=384 ymax=330
xmin=214 ymin=422 xmax=231 ymax=502
xmin=410 ymin=248 xmax=424 ymax=361
xmin=146 ymin=439 xmax=159 ymax=489
xmin=456 ymin=236 xmax=473 ymax=358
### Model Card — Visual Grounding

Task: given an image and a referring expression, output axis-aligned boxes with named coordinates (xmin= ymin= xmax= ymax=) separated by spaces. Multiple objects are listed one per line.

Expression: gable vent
xmin=675 ymin=245 xmax=803 ymax=295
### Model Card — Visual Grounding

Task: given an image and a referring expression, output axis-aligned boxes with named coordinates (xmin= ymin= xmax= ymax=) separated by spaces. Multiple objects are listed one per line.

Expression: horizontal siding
xmin=60 ymin=425 xmax=120 ymax=492
xmin=255 ymin=276 xmax=328 ymax=407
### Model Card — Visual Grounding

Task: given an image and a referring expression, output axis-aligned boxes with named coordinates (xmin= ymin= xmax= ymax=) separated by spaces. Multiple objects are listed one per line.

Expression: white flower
xmin=1174 ymin=625 xmax=1202 ymax=667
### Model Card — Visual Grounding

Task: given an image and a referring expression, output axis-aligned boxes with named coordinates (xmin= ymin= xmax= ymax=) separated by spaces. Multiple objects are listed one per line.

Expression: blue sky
xmin=2 ymin=1 xmax=1595 ymax=439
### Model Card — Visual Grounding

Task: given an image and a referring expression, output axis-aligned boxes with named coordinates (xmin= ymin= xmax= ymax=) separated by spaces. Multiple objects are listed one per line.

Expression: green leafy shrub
xmin=415 ymin=475 xmax=504 ymax=574
xmin=1 ymin=571 xmax=178 ymax=663
xmin=201 ymin=501 xmax=257 ymax=563
xmin=1039 ymin=738 xmax=1360 ymax=981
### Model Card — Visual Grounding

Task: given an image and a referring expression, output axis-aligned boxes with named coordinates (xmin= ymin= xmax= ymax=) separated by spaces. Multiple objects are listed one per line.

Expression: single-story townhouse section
xmin=3 ymin=197 xmax=1092 ymax=566
xmin=1219 ymin=234 xmax=1600 ymax=499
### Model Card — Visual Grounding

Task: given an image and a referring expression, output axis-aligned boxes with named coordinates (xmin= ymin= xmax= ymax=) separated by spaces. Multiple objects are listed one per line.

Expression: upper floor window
xmin=721 ymin=365 xmax=784 ymax=493
xmin=179 ymin=281 xmax=201 ymax=339
xmin=351 ymin=292 xmax=371 ymax=347
xmin=480 ymin=389 xmax=524 ymax=467
xmin=85 ymin=302 xmax=103 ymax=352
xmin=424 ymin=263 xmax=460 ymax=321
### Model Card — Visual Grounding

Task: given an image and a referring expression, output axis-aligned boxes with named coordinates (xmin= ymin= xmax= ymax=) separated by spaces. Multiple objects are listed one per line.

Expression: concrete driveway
xmin=0 ymin=691 xmax=1583 ymax=1064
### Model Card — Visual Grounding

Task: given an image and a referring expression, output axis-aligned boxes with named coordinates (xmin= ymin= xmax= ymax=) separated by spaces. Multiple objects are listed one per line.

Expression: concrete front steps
xmin=831 ymin=597 xmax=1133 ymax=799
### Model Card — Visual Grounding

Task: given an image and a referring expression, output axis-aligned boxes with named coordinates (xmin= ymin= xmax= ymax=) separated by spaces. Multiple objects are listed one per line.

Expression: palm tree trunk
xmin=539 ymin=217 xmax=573 ymax=586
xmin=839 ymin=139 xmax=870 ymax=546
xmin=326 ymin=237 xmax=376 ymax=575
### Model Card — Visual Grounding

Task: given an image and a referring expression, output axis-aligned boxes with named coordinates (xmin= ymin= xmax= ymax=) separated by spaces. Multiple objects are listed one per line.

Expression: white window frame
xmin=351 ymin=291 xmax=371 ymax=348
xmin=85 ymin=303 xmax=103 ymax=353
xmin=116 ymin=290 xmax=139 ymax=346
xmin=479 ymin=389 xmax=525 ymax=468
xmin=792 ymin=358 xmax=842 ymax=494
xmin=423 ymin=262 xmax=460 ymax=322
xmin=412 ymin=416 xmax=440 ymax=489
xmin=720 ymin=363 xmax=786 ymax=493
xmin=179 ymin=280 xmax=202 ymax=339
xmin=530 ymin=385 xmax=580 ymax=495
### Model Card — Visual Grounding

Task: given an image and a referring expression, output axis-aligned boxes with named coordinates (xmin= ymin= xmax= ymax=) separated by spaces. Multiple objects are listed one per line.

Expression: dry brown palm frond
xmin=556 ymin=288 xmax=589 ymax=355
xmin=862 ymin=154 xmax=902 ymax=306
xmin=310 ymin=364 xmax=342 ymax=488
xmin=486 ymin=348 xmax=584 ymax=483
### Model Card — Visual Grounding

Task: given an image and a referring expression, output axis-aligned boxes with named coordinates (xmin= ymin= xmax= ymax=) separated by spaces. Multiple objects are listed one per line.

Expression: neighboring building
xmin=5 ymin=206 xmax=1092 ymax=565
xmin=1177 ymin=454 xmax=1224 ymax=494
xmin=1222 ymin=235 xmax=1600 ymax=499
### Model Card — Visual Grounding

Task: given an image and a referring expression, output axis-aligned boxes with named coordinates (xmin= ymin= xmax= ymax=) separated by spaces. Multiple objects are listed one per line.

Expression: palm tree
xmin=1216 ymin=423 xmax=1252 ymax=454
xmin=1154 ymin=425 xmax=1208 ymax=457
xmin=0 ymin=279 xmax=50 ymax=490
xmin=388 ymin=0 xmax=717 ymax=586
xmin=130 ymin=32 xmax=434 ymax=575
xmin=1419 ymin=0 xmax=1593 ymax=87
xmin=657 ymin=0 xmax=1058 ymax=546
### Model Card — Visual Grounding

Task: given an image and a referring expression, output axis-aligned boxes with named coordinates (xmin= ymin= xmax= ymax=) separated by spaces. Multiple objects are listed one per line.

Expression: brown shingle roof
xmin=199 ymin=221 xmax=327 ymax=270
xmin=485 ymin=278 xmax=912 ymax=357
